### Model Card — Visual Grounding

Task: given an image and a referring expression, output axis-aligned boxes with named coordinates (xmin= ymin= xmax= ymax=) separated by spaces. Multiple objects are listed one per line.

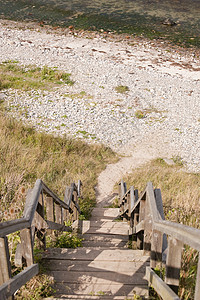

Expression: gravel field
xmin=0 ymin=20 xmax=200 ymax=172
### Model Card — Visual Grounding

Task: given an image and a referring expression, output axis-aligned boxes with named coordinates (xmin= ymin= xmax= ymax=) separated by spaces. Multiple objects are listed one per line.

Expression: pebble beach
xmin=0 ymin=20 xmax=200 ymax=172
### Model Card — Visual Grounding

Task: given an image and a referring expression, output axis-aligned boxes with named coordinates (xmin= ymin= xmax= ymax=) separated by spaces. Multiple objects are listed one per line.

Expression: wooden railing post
xmin=55 ymin=204 xmax=62 ymax=224
xmin=74 ymin=192 xmax=79 ymax=221
xmin=46 ymin=197 xmax=54 ymax=234
xmin=129 ymin=186 xmax=135 ymax=230
xmin=35 ymin=194 xmax=46 ymax=248
xmin=0 ymin=237 xmax=12 ymax=300
xmin=165 ymin=237 xmax=183 ymax=294
xmin=194 ymin=253 xmax=200 ymax=300
xmin=70 ymin=199 xmax=75 ymax=222
xmin=119 ymin=180 xmax=126 ymax=214
xmin=143 ymin=200 xmax=152 ymax=255
xmin=64 ymin=186 xmax=71 ymax=223
xmin=150 ymin=229 xmax=163 ymax=268
xmin=20 ymin=228 xmax=34 ymax=267
xmin=136 ymin=196 xmax=146 ymax=250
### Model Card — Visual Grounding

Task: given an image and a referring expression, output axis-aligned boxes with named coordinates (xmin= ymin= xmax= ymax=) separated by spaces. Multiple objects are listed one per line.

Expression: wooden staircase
xmin=43 ymin=207 xmax=150 ymax=300
xmin=2 ymin=180 xmax=199 ymax=299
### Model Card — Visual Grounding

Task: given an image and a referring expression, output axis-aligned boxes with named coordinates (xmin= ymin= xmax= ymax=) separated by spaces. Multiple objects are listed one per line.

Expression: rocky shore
xmin=0 ymin=20 xmax=200 ymax=172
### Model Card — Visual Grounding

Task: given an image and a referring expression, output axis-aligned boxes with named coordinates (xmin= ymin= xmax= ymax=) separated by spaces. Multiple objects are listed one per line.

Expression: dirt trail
xmin=96 ymin=135 xmax=174 ymax=207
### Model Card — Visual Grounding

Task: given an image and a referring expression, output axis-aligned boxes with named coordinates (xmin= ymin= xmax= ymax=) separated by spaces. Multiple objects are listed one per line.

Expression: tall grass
xmin=123 ymin=158 xmax=200 ymax=299
xmin=0 ymin=105 xmax=117 ymax=221
xmin=124 ymin=158 xmax=200 ymax=224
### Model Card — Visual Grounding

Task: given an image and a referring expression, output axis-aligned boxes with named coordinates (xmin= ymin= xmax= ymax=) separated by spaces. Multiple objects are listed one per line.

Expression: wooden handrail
xmin=119 ymin=180 xmax=200 ymax=300
xmin=0 ymin=179 xmax=82 ymax=299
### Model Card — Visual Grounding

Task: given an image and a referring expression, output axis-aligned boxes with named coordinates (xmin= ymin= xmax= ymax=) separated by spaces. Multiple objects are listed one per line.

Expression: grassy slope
xmin=0 ymin=107 xmax=117 ymax=221
xmin=0 ymin=61 xmax=117 ymax=221
xmin=123 ymin=158 xmax=200 ymax=227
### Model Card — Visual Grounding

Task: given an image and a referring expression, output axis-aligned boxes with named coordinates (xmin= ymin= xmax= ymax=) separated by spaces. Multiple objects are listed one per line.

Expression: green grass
xmin=135 ymin=110 xmax=145 ymax=119
xmin=115 ymin=85 xmax=129 ymax=94
xmin=46 ymin=232 xmax=82 ymax=248
xmin=0 ymin=61 xmax=74 ymax=91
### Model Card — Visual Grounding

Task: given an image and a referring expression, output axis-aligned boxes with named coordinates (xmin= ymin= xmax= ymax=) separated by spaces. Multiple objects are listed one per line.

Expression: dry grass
xmin=123 ymin=158 xmax=200 ymax=226
xmin=0 ymin=106 xmax=117 ymax=221
xmin=123 ymin=158 xmax=200 ymax=299
xmin=0 ymin=62 xmax=118 ymax=299
xmin=0 ymin=103 xmax=117 ymax=298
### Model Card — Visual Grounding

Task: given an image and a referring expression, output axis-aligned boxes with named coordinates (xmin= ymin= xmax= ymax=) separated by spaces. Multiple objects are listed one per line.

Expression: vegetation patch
xmin=122 ymin=158 xmax=200 ymax=299
xmin=123 ymin=158 xmax=200 ymax=216
xmin=0 ymin=101 xmax=117 ymax=298
xmin=0 ymin=105 xmax=117 ymax=221
xmin=115 ymin=85 xmax=129 ymax=94
xmin=0 ymin=61 xmax=74 ymax=91
xmin=46 ymin=232 xmax=82 ymax=248
xmin=16 ymin=273 xmax=55 ymax=299
xmin=135 ymin=110 xmax=145 ymax=119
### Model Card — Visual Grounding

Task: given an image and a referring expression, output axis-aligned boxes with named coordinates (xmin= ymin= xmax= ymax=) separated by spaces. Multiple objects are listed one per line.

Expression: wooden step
xmin=48 ymin=270 xmax=148 ymax=285
xmin=43 ymin=248 xmax=149 ymax=298
xmin=43 ymin=203 xmax=149 ymax=299
xmin=91 ymin=208 xmax=119 ymax=218
xmin=44 ymin=259 xmax=147 ymax=273
xmin=43 ymin=248 xmax=149 ymax=262
xmin=44 ymin=297 xmax=139 ymax=300
xmin=44 ymin=282 xmax=148 ymax=298
xmin=82 ymin=233 xmax=128 ymax=248
xmin=81 ymin=221 xmax=129 ymax=236
xmin=44 ymin=296 xmax=138 ymax=300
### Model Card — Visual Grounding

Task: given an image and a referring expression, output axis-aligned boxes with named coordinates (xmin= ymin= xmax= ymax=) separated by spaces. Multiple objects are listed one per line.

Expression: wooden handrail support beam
xmin=146 ymin=267 xmax=180 ymax=300
xmin=119 ymin=180 xmax=200 ymax=300
xmin=0 ymin=264 xmax=39 ymax=300
xmin=0 ymin=179 xmax=82 ymax=299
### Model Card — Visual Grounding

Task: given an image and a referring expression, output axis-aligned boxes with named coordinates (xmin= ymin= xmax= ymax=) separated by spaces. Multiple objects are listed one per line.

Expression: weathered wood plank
xmin=143 ymin=200 xmax=152 ymax=254
xmin=55 ymin=204 xmax=62 ymax=224
xmin=46 ymin=197 xmax=54 ymax=222
xmin=0 ymin=218 xmax=30 ymax=237
xmin=15 ymin=243 xmax=23 ymax=268
xmin=46 ymin=220 xmax=71 ymax=232
xmin=130 ymin=186 xmax=135 ymax=215
xmin=0 ymin=237 xmax=11 ymax=285
xmin=0 ymin=264 xmax=39 ymax=299
xmin=43 ymin=248 xmax=149 ymax=262
xmin=46 ymin=196 xmax=54 ymax=234
xmin=154 ymin=220 xmax=200 ymax=251
xmin=48 ymin=270 xmax=148 ymax=285
xmin=77 ymin=180 xmax=82 ymax=197
xmin=20 ymin=228 xmax=34 ymax=267
xmin=165 ymin=237 xmax=183 ymax=294
xmin=64 ymin=186 xmax=72 ymax=208
xmin=44 ymin=259 xmax=147 ymax=273
xmin=91 ymin=208 xmax=119 ymax=218
xmin=24 ymin=179 xmax=43 ymax=222
xmin=150 ymin=229 xmax=163 ymax=268
xmin=135 ymin=220 xmax=144 ymax=233
xmin=42 ymin=181 xmax=69 ymax=209
xmin=146 ymin=267 xmax=180 ymax=300
xmin=194 ymin=253 xmax=200 ymax=300
xmin=51 ymin=282 xmax=148 ymax=297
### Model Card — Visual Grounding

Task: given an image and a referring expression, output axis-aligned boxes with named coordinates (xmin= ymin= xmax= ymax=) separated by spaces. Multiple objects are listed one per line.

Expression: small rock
xmin=162 ymin=18 xmax=177 ymax=26
xmin=0 ymin=93 xmax=5 ymax=100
